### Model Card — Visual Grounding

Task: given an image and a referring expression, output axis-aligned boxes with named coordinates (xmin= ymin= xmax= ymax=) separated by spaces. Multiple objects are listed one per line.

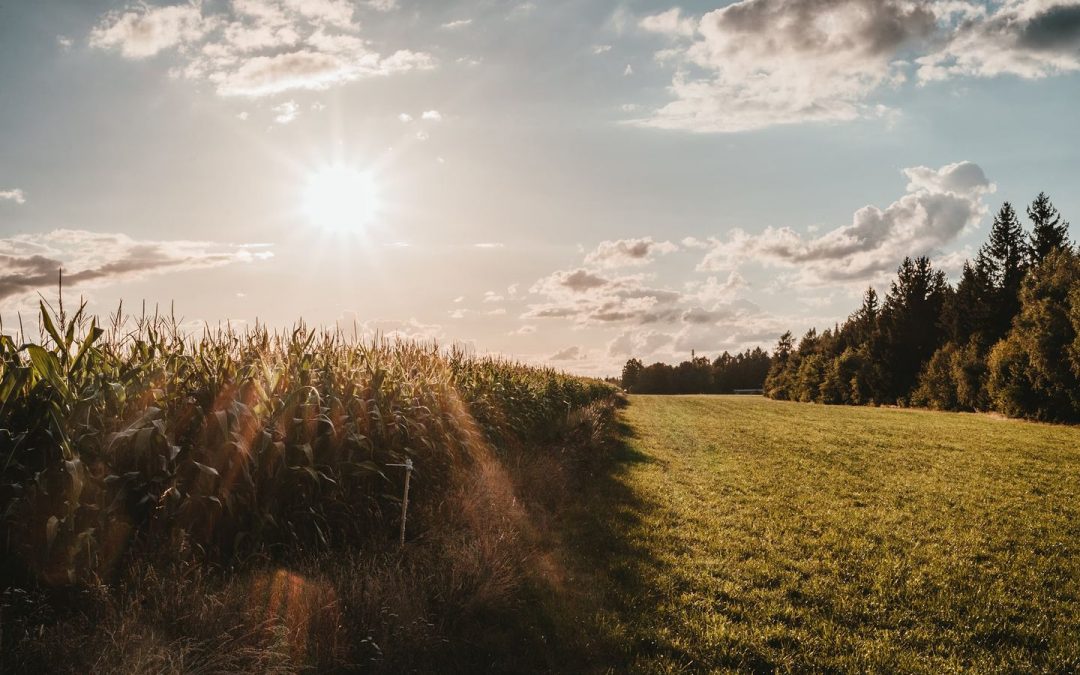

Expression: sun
xmin=302 ymin=164 xmax=380 ymax=232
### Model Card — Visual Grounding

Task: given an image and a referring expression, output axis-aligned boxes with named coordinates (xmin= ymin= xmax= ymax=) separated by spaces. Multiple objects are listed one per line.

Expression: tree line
xmin=620 ymin=347 xmax=771 ymax=394
xmin=765 ymin=192 xmax=1078 ymax=422
xmin=618 ymin=192 xmax=1079 ymax=423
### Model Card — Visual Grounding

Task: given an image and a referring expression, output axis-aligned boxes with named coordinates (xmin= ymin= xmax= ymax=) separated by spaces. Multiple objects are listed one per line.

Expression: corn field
xmin=0 ymin=301 xmax=616 ymax=587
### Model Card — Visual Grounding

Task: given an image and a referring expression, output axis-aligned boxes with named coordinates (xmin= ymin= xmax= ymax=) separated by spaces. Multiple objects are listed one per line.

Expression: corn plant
xmin=0 ymin=301 xmax=615 ymax=586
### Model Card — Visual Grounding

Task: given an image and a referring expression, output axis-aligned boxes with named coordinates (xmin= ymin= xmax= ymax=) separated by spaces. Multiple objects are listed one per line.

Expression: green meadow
xmin=555 ymin=396 xmax=1080 ymax=673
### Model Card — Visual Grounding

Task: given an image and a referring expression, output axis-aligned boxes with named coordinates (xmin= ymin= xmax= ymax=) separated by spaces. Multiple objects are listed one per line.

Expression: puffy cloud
xmin=0 ymin=189 xmax=26 ymax=204
xmin=694 ymin=161 xmax=994 ymax=284
xmin=550 ymin=346 xmax=586 ymax=361
xmin=632 ymin=0 xmax=936 ymax=132
xmin=272 ymin=99 xmax=299 ymax=123
xmin=606 ymin=304 xmax=790 ymax=362
xmin=90 ymin=0 xmax=434 ymax=98
xmin=632 ymin=1 xmax=1080 ymax=132
xmin=421 ymin=110 xmax=442 ymax=121
xmin=89 ymin=3 xmax=211 ymax=58
xmin=684 ymin=271 xmax=747 ymax=304
xmin=918 ymin=1 xmax=1080 ymax=81
xmin=584 ymin=237 xmax=678 ymax=268
xmin=0 ymin=229 xmax=273 ymax=304
xmin=527 ymin=267 xmax=686 ymax=325
xmin=639 ymin=7 xmax=696 ymax=36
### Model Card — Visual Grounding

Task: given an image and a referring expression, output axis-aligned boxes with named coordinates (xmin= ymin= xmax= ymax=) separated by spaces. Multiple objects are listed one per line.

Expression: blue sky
xmin=1 ymin=0 xmax=1079 ymax=374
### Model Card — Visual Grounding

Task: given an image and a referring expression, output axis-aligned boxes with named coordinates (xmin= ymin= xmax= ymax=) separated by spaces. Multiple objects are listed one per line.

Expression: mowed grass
xmin=564 ymin=396 xmax=1080 ymax=673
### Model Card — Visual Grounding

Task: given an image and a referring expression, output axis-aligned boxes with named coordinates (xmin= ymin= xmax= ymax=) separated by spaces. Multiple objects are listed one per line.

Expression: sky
xmin=1 ymin=0 xmax=1079 ymax=376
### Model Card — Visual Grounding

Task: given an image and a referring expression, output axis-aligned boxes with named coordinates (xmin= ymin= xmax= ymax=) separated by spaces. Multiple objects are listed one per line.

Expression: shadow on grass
xmin=513 ymin=409 xmax=699 ymax=673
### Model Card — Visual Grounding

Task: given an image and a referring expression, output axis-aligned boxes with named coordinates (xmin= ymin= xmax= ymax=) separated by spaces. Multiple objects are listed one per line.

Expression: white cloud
xmin=631 ymin=1 xmax=1080 ymax=133
xmin=592 ymin=44 xmax=612 ymax=54
xmin=415 ymin=130 xmax=429 ymax=141
xmin=366 ymin=0 xmax=399 ymax=12
xmin=631 ymin=0 xmax=936 ymax=133
xmin=90 ymin=1 xmax=435 ymax=98
xmin=0 ymin=229 xmax=273 ymax=305
xmin=0 ymin=189 xmax=26 ymax=205
xmin=695 ymin=161 xmax=995 ymax=284
xmin=90 ymin=3 xmax=211 ymax=58
xmin=526 ymin=268 xmax=685 ymax=325
xmin=483 ymin=291 xmax=504 ymax=303
xmin=272 ymin=99 xmax=300 ymax=123
xmin=421 ymin=109 xmax=442 ymax=121
xmin=441 ymin=19 xmax=473 ymax=29
xmin=584 ymin=237 xmax=678 ymax=268
xmin=57 ymin=35 xmax=74 ymax=50
xmin=918 ymin=1 xmax=1080 ymax=81
xmin=398 ymin=112 xmax=413 ymax=122
xmin=623 ymin=63 xmax=634 ymax=76
xmin=639 ymin=7 xmax=696 ymax=37
xmin=474 ymin=242 xmax=504 ymax=249
xmin=236 ymin=111 xmax=250 ymax=120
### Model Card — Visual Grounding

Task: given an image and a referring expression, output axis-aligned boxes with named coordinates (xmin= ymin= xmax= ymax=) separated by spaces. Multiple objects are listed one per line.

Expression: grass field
xmin=558 ymin=396 xmax=1080 ymax=673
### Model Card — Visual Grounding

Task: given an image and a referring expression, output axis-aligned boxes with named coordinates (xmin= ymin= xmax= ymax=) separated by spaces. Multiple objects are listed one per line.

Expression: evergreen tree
xmin=943 ymin=255 xmax=994 ymax=346
xmin=879 ymin=257 xmax=949 ymax=402
xmin=1028 ymin=192 xmax=1071 ymax=265
xmin=852 ymin=287 xmax=879 ymax=344
xmin=984 ymin=202 xmax=1029 ymax=338
xmin=621 ymin=358 xmax=643 ymax=392
xmin=985 ymin=202 xmax=1028 ymax=286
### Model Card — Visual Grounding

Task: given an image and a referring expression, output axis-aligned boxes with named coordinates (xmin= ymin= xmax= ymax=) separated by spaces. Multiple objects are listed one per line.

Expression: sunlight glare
xmin=302 ymin=165 xmax=379 ymax=232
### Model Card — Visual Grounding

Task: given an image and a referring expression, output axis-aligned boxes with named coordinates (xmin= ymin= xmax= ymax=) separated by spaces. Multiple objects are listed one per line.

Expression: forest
xmin=621 ymin=193 xmax=1079 ymax=423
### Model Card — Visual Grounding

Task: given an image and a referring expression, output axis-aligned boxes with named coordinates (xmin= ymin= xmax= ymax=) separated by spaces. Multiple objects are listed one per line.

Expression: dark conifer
xmin=1028 ymin=192 xmax=1071 ymax=265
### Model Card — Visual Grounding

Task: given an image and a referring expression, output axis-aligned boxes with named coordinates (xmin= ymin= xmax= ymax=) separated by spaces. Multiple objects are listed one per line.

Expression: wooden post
xmin=389 ymin=459 xmax=414 ymax=547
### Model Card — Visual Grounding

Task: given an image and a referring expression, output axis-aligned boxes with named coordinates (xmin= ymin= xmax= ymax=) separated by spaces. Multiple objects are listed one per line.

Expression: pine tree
xmin=1028 ymin=192 xmax=1071 ymax=265
xmin=982 ymin=202 xmax=1029 ymax=340
xmin=985 ymin=202 xmax=1028 ymax=288
xmin=879 ymin=257 xmax=949 ymax=402
xmin=854 ymin=287 xmax=879 ymax=343
xmin=943 ymin=257 xmax=994 ymax=346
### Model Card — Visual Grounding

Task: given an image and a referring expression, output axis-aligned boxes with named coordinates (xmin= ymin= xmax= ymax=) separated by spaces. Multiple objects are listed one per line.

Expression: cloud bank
xmin=693 ymin=160 xmax=994 ymax=283
xmin=90 ymin=0 xmax=434 ymax=98
xmin=633 ymin=0 xmax=1080 ymax=132
xmin=0 ymin=229 xmax=273 ymax=304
